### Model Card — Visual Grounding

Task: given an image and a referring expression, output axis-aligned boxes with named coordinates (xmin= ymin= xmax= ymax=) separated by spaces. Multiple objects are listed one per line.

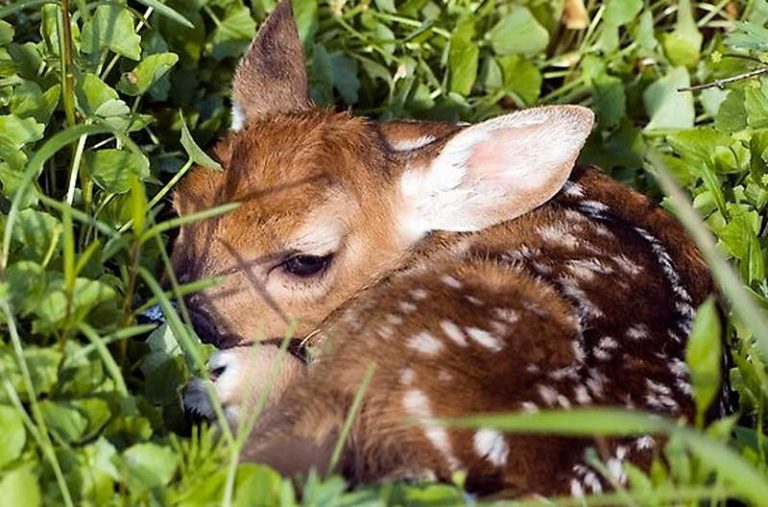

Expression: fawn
xmin=173 ymin=0 xmax=718 ymax=497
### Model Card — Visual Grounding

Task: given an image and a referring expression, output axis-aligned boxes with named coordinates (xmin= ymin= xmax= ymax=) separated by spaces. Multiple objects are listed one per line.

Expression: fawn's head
xmin=171 ymin=0 xmax=595 ymax=346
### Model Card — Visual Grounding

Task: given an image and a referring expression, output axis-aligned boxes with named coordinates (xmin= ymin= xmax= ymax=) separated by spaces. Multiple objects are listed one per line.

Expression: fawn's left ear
xmin=398 ymin=105 xmax=595 ymax=240
xmin=231 ymin=0 xmax=310 ymax=129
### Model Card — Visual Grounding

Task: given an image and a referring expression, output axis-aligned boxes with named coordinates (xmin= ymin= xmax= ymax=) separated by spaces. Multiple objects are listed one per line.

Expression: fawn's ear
xmin=398 ymin=106 xmax=595 ymax=239
xmin=231 ymin=0 xmax=310 ymax=129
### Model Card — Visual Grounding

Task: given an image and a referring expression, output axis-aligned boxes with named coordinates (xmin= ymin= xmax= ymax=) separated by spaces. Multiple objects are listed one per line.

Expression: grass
xmin=1 ymin=0 xmax=768 ymax=505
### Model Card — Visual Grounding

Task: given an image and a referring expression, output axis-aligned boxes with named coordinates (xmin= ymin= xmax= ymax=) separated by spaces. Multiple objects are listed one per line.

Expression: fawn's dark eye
xmin=281 ymin=254 xmax=333 ymax=278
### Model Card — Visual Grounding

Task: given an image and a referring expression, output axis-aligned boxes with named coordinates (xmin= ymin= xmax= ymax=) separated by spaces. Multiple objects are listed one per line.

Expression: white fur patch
xmin=402 ymin=389 xmax=460 ymax=470
xmin=407 ymin=331 xmax=443 ymax=356
xmin=440 ymin=320 xmax=468 ymax=347
xmin=392 ymin=135 xmax=436 ymax=151
xmin=473 ymin=429 xmax=509 ymax=467
xmin=231 ymin=101 xmax=246 ymax=131
xmin=466 ymin=326 xmax=503 ymax=352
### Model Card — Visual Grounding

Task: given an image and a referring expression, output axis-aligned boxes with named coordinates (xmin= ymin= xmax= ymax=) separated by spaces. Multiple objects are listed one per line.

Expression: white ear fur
xmin=398 ymin=105 xmax=595 ymax=240
xmin=231 ymin=101 xmax=246 ymax=131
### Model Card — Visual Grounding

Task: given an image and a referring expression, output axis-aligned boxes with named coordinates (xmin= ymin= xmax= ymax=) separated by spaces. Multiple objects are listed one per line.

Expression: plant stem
xmin=59 ymin=0 xmax=76 ymax=128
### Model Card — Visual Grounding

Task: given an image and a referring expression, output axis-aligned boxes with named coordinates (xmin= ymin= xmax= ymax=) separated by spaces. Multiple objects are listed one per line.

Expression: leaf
xmin=726 ymin=20 xmax=768 ymax=51
xmin=117 ymin=53 xmax=179 ymax=96
xmin=209 ymin=6 xmax=257 ymax=60
xmin=643 ymin=67 xmax=694 ymax=131
xmin=716 ymin=89 xmax=747 ymax=133
xmin=0 ymin=405 xmax=26 ymax=468
xmin=84 ymin=149 xmax=150 ymax=193
xmin=448 ymin=24 xmax=479 ymax=96
xmin=0 ymin=114 xmax=45 ymax=148
xmin=81 ymin=5 xmax=142 ymax=61
xmin=329 ymin=52 xmax=360 ymax=105
xmin=685 ymin=297 xmax=722 ymax=420
xmin=592 ymin=73 xmax=626 ymax=129
xmin=745 ymin=83 xmax=768 ymax=129
xmin=40 ymin=400 xmax=89 ymax=442
xmin=661 ymin=0 xmax=702 ymax=67
xmin=497 ymin=55 xmax=542 ymax=105
xmin=75 ymin=73 xmax=118 ymax=116
xmin=0 ymin=463 xmax=41 ymax=507
xmin=34 ymin=277 xmax=118 ymax=331
xmin=604 ymin=0 xmax=642 ymax=27
xmin=0 ymin=19 xmax=14 ymax=45
xmin=180 ymin=115 xmax=222 ymax=170
xmin=10 ymin=81 xmax=60 ymax=123
xmin=10 ymin=209 xmax=61 ymax=262
xmin=488 ymin=6 xmax=549 ymax=57
xmin=122 ymin=442 xmax=179 ymax=493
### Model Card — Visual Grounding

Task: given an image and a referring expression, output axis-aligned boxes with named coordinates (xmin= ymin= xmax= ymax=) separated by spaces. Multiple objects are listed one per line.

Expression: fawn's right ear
xmin=231 ymin=0 xmax=310 ymax=129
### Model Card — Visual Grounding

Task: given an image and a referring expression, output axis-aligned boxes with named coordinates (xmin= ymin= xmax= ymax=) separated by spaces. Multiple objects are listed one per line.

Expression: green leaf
xmin=85 ymin=149 xmax=150 ymax=194
xmin=604 ymin=0 xmax=643 ymax=26
xmin=0 ymin=114 xmax=44 ymax=148
xmin=75 ymin=73 xmax=118 ymax=117
xmin=745 ymin=83 xmax=768 ymax=129
xmin=592 ymin=73 xmax=626 ymax=129
xmin=448 ymin=26 xmax=478 ymax=96
xmin=488 ymin=7 xmax=549 ymax=57
xmin=122 ymin=442 xmax=178 ymax=493
xmin=209 ymin=6 xmax=257 ymax=60
xmin=660 ymin=0 xmax=702 ymax=67
xmin=685 ymin=297 xmax=722 ymax=421
xmin=117 ymin=53 xmax=179 ymax=96
xmin=81 ymin=5 xmax=141 ymax=61
xmin=10 ymin=81 xmax=60 ymax=123
xmin=0 ymin=463 xmax=41 ymax=507
xmin=180 ymin=115 xmax=222 ymax=170
xmin=727 ymin=20 xmax=768 ymax=51
xmin=0 ymin=405 xmax=25 ymax=468
xmin=0 ymin=19 xmax=14 ymax=46
xmin=34 ymin=277 xmax=118 ymax=331
xmin=329 ymin=52 xmax=360 ymax=104
xmin=716 ymin=89 xmax=747 ymax=133
xmin=40 ymin=400 xmax=89 ymax=442
xmin=497 ymin=55 xmax=541 ymax=105
xmin=643 ymin=67 xmax=694 ymax=131
xmin=10 ymin=209 xmax=61 ymax=263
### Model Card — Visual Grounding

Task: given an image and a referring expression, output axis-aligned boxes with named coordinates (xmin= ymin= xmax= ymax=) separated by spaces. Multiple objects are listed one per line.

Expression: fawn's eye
xmin=280 ymin=254 xmax=333 ymax=278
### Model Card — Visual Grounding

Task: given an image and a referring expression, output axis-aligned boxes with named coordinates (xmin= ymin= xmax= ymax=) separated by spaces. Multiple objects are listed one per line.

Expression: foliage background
xmin=3 ymin=0 xmax=768 ymax=504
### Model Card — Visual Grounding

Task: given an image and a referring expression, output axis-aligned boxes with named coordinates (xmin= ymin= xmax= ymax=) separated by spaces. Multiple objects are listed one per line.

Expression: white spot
xmin=493 ymin=308 xmax=519 ymax=324
xmin=465 ymin=295 xmax=485 ymax=306
xmin=577 ymin=200 xmax=610 ymax=218
xmin=570 ymin=479 xmax=585 ymax=498
xmin=607 ymin=459 xmax=626 ymax=484
xmin=400 ymin=368 xmax=416 ymax=385
xmin=438 ymin=370 xmax=454 ymax=383
xmin=520 ymin=401 xmax=539 ymax=413
xmin=407 ymin=332 xmax=443 ymax=356
xmin=231 ymin=101 xmax=245 ymax=131
xmin=562 ymin=180 xmax=585 ymax=197
xmin=574 ymin=385 xmax=592 ymax=404
xmin=387 ymin=314 xmax=404 ymax=326
xmin=473 ymin=429 xmax=509 ymax=467
xmin=537 ymin=224 xmax=580 ymax=249
xmin=559 ymin=277 xmax=604 ymax=319
xmin=567 ymin=258 xmax=614 ymax=281
xmin=440 ymin=320 xmax=468 ymax=347
xmin=626 ymin=324 xmax=649 ymax=341
xmin=441 ymin=274 xmax=463 ymax=288
xmin=613 ymin=254 xmax=643 ymax=275
xmin=634 ymin=227 xmax=692 ymax=303
xmin=400 ymin=301 xmax=418 ymax=313
xmin=635 ymin=435 xmax=656 ymax=450
xmin=392 ymin=135 xmax=436 ymax=151
xmin=490 ymin=320 xmax=508 ymax=335
xmin=410 ymin=288 xmax=429 ymax=300
xmin=549 ymin=365 xmax=579 ymax=381
xmin=466 ymin=327 xmax=503 ymax=352
xmin=378 ymin=325 xmax=394 ymax=340
xmin=402 ymin=389 xmax=460 ymax=470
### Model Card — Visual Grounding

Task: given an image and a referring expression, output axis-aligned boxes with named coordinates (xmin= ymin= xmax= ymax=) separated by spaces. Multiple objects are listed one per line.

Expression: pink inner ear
xmin=466 ymin=126 xmax=541 ymax=184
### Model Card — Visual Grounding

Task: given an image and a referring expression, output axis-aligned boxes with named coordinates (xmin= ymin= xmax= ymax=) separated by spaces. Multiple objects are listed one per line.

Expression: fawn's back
xmin=172 ymin=0 xmax=718 ymax=498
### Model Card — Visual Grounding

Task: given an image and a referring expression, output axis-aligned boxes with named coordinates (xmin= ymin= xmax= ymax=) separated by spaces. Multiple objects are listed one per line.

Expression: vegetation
xmin=2 ymin=0 xmax=768 ymax=504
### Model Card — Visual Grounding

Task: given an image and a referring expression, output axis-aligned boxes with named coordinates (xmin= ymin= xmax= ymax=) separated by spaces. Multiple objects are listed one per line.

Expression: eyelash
xmin=279 ymin=254 xmax=333 ymax=278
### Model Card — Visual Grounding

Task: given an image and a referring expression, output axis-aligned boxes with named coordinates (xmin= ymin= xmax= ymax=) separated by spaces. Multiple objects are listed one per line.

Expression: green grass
xmin=2 ymin=0 xmax=768 ymax=505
